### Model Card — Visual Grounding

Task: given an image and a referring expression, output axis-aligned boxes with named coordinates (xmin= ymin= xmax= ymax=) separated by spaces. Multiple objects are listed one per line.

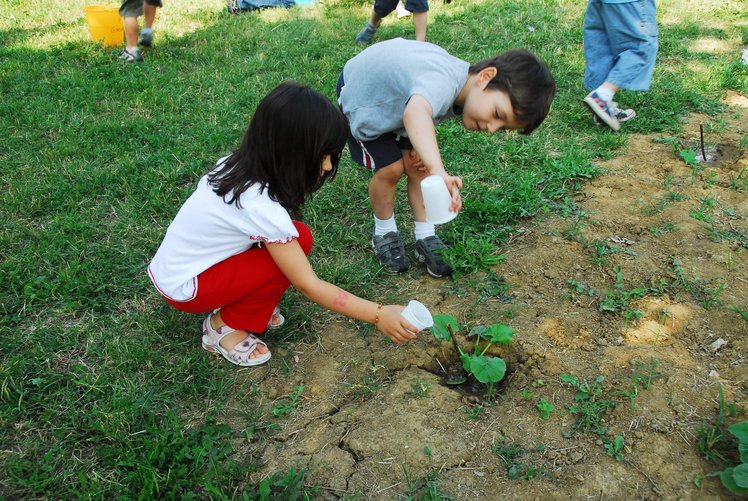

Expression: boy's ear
xmin=476 ymin=67 xmax=498 ymax=89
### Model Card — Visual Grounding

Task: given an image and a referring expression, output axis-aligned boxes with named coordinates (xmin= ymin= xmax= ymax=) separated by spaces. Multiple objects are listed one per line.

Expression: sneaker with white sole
xmin=355 ymin=22 xmax=379 ymax=45
xmin=583 ymin=91 xmax=620 ymax=131
xmin=371 ymin=230 xmax=409 ymax=273
xmin=414 ymin=236 xmax=453 ymax=278
xmin=592 ymin=103 xmax=636 ymax=126
xmin=119 ymin=47 xmax=143 ymax=63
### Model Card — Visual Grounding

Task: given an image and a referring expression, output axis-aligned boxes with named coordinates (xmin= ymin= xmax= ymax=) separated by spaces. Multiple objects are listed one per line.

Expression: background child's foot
xmin=355 ymin=22 xmax=378 ymax=45
xmin=119 ymin=47 xmax=143 ymax=63
xmin=583 ymin=91 xmax=620 ymax=131
xmin=371 ymin=230 xmax=409 ymax=272
xmin=414 ymin=236 xmax=453 ymax=278
xmin=592 ymin=104 xmax=636 ymax=126
xmin=138 ymin=29 xmax=153 ymax=48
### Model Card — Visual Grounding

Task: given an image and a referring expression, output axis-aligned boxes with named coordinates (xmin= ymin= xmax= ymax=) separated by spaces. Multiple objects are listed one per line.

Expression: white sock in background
xmin=414 ymin=221 xmax=436 ymax=241
xmin=374 ymin=214 xmax=397 ymax=236
xmin=594 ymin=85 xmax=615 ymax=103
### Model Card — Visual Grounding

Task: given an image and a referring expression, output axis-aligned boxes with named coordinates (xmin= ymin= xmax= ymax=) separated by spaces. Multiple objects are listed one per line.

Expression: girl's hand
xmin=441 ymin=173 xmax=463 ymax=213
xmin=377 ymin=305 xmax=418 ymax=344
xmin=408 ymin=150 xmax=427 ymax=173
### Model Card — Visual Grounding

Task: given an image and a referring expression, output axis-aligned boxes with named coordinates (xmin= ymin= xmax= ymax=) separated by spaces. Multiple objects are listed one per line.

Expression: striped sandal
xmin=201 ymin=313 xmax=272 ymax=367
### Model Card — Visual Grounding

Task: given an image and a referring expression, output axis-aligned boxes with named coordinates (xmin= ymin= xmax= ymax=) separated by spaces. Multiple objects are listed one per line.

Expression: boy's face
xmin=461 ymin=67 xmax=522 ymax=133
xmin=462 ymin=87 xmax=521 ymax=133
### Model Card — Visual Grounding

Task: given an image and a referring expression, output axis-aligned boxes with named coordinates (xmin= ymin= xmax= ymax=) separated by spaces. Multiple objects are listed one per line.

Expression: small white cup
xmin=400 ymin=300 xmax=434 ymax=332
xmin=421 ymin=175 xmax=457 ymax=225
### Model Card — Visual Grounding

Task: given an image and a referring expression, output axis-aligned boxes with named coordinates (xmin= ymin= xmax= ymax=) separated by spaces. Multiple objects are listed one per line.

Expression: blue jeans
xmin=583 ymin=0 xmax=658 ymax=91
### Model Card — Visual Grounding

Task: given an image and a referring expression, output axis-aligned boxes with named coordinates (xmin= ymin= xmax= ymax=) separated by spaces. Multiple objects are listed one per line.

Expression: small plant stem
xmin=447 ymin=324 xmax=461 ymax=359
xmin=487 ymin=382 xmax=494 ymax=401
xmin=480 ymin=343 xmax=492 ymax=357
xmin=699 ymin=124 xmax=706 ymax=162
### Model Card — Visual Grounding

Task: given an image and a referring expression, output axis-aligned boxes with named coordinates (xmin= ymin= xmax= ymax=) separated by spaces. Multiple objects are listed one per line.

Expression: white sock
xmin=594 ymin=85 xmax=615 ymax=103
xmin=126 ymin=46 xmax=140 ymax=53
xmin=141 ymin=27 xmax=153 ymax=35
xmin=414 ymin=221 xmax=435 ymax=241
xmin=374 ymin=214 xmax=397 ymax=236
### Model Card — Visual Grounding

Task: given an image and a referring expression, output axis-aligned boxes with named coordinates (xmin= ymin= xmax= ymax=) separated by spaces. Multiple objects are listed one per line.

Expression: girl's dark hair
xmin=469 ymin=49 xmax=556 ymax=135
xmin=208 ymin=81 xmax=348 ymax=218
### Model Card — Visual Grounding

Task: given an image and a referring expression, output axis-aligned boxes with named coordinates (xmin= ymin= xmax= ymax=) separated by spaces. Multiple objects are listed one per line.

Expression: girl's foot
xmin=267 ymin=306 xmax=285 ymax=329
xmin=202 ymin=313 xmax=271 ymax=366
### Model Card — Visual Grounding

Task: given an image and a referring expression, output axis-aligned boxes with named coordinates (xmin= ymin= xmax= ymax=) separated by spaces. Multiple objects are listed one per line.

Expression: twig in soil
xmin=630 ymin=461 xmax=663 ymax=495
xmin=375 ymin=482 xmax=402 ymax=494
xmin=699 ymin=124 xmax=706 ymax=162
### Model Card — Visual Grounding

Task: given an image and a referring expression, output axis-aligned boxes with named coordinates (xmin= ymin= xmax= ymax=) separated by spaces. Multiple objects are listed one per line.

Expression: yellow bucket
xmin=84 ymin=5 xmax=124 ymax=47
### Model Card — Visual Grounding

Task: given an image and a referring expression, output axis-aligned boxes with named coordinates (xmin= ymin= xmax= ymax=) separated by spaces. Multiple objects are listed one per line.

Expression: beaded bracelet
xmin=374 ymin=304 xmax=383 ymax=326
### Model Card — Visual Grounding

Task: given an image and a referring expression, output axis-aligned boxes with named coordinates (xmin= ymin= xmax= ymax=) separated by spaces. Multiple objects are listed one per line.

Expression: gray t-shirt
xmin=340 ymin=38 xmax=470 ymax=141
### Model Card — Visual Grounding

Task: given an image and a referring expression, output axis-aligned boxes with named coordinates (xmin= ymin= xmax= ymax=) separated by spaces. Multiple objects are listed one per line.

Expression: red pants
xmin=166 ymin=221 xmax=313 ymax=333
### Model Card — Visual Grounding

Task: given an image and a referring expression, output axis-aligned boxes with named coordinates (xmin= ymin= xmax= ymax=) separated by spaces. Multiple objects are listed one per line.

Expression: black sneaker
xmin=119 ymin=48 xmax=144 ymax=63
xmin=414 ymin=236 xmax=453 ymax=278
xmin=138 ymin=31 xmax=153 ymax=48
xmin=371 ymin=231 xmax=409 ymax=273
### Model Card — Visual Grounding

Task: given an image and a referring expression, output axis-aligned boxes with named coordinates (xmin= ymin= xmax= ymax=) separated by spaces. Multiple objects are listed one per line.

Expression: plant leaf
xmin=486 ymin=323 xmax=516 ymax=345
xmin=432 ymin=314 xmax=459 ymax=341
xmin=468 ymin=325 xmax=490 ymax=340
xmin=560 ymin=374 xmax=577 ymax=386
xmin=734 ymin=464 xmax=748 ymax=488
xmin=460 ymin=351 xmax=472 ymax=373
xmin=721 ymin=467 xmax=748 ymax=494
xmin=469 ymin=355 xmax=506 ymax=384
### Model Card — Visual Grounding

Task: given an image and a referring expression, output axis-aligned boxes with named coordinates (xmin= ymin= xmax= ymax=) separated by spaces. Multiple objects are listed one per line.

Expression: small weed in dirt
xmin=641 ymin=186 xmax=689 ymax=217
xmin=271 ymin=385 xmax=304 ymax=418
xmin=689 ymin=195 xmax=717 ymax=223
xmin=647 ymin=221 xmax=675 ymax=237
xmin=603 ymin=435 xmax=625 ymax=461
xmin=600 ymin=267 xmax=649 ymax=322
xmin=729 ymin=305 xmax=748 ymax=322
xmin=491 ymin=439 xmax=547 ymax=480
xmin=620 ymin=358 xmax=662 ymax=414
xmin=588 ymin=239 xmax=637 ymax=267
xmin=343 ymin=364 xmax=388 ymax=401
xmin=560 ymin=374 xmax=616 ymax=437
xmin=730 ymin=166 xmax=748 ymax=191
xmin=406 ymin=379 xmax=432 ymax=399
xmin=698 ymin=385 xmax=734 ymax=464
xmin=243 ymin=467 xmax=318 ymax=500
xmin=519 ymin=388 xmax=535 ymax=401
xmin=537 ymin=399 xmax=555 ymax=420
xmin=668 ymin=258 xmax=725 ymax=309
xmin=706 ymin=223 xmax=748 ymax=250
xmin=442 ymin=237 xmax=505 ymax=275
xmin=467 ymin=404 xmax=486 ymax=420
xmin=402 ymin=466 xmax=452 ymax=501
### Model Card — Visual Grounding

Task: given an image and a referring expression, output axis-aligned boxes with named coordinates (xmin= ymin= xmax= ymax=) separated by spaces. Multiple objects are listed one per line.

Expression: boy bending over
xmin=336 ymin=38 xmax=555 ymax=277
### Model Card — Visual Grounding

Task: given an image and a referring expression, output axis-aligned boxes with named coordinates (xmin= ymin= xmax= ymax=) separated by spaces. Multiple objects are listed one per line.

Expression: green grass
xmin=2 ymin=0 xmax=747 ymax=496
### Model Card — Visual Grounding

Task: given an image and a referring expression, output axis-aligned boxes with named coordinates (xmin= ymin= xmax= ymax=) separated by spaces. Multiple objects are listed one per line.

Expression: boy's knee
xmin=293 ymin=221 xmax=313 ymax=255
xmin=374 ymin=161 xmax=405 ymax=183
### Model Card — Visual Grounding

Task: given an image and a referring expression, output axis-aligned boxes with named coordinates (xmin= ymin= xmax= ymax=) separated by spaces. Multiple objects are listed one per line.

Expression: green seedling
xmin=271 ymin=385 xmax=305 ymax=418
xmin=560 ymin=374 xmax=615 ymax=437
xmin=432 ymin=314 xmax=516 ymax=401
xmin=647 ymin=221 xmax=675 ymax=237
xmin=402 ymin=466 xmax=452 ymax=501
xmin=689 ymin=195 xmax=716 ymax=223
xmin=491 ymin=439 xmax=546 ymax=480
xmin=406 ymin=379 xmax=432 ymax=399
xmin=719 ymin=420 xmax=748 ymax=494
xmin=698 ymin=385 xmax=733 ymax=463
xmin=519 ymin=388 xmax=535 ymax=401
xmin=537 ymin=399 xmax=555 ymax=420
xmin=730 ymin=166 xmax=747 ymax=191
xmin=603 ymin=435 xmax=625 ymax=461
xmin=599 ymin=267 xmax=648 ymax=323
xmin=729 ymin=306 xmax=748 ymax=322
xmin=669 ymin=258 xmax=725 ymax=310
xmin=467 ymin=405 xmax=486 ymax=420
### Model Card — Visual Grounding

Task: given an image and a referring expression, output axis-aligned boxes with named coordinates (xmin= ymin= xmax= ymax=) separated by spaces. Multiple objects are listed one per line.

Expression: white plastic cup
xmin=400 ymin=300 xmax=434 ymax=332
xmin=421 ymin=175 xmax=457 ymax=225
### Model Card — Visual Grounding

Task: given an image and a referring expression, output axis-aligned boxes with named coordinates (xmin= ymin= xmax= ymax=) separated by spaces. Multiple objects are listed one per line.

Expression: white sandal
xmin=201 ymin=314 xmax=272 ymax=366
xmin=267 ymin=306 xmax=285 ymax=330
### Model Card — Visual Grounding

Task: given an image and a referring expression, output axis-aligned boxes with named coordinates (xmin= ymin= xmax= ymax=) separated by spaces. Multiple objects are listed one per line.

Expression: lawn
xmin=1 ymin=0 xmax=747 ymax=498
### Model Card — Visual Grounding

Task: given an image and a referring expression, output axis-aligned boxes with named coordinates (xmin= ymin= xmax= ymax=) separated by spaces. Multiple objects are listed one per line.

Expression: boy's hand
xmin=441 ymin=173 xmax=463 ymax=213
xmin=378 ymin=305 xmax=418 ymax=344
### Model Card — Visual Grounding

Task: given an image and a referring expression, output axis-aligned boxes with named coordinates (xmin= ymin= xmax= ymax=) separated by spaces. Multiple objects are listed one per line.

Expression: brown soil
xmin=241 ymin=96 xmax=748 ymax=499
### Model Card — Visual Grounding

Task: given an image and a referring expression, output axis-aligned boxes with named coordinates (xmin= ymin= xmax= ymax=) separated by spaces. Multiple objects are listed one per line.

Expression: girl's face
xmin=319 ymin=155 xmax=333 ymax=178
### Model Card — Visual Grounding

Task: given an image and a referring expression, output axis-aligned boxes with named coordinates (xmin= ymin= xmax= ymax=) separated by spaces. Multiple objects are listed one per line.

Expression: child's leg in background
xmin=119 ymin=0 xmax=143 ymax=50
xmin=583 ymin=0 xmax=614 ymax=91
xmin=601 ymin=0 xmax=658 ymax=91
xmin=166 ymin=221 xmax=313 ymax=334
xmin=404 ymin=0 xmax=428 ymax=41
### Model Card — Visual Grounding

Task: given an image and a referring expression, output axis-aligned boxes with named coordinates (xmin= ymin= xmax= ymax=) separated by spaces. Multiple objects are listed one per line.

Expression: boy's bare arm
xmin=403 ymin=95 xmax=463 ymax=210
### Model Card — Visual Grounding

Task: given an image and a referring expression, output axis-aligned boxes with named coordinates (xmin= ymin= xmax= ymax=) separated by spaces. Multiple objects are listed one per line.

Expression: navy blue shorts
xmin=375 ymin=0 xmax=428 ymax=16
xmin=336 ymin=72 xmax=412 ymax=172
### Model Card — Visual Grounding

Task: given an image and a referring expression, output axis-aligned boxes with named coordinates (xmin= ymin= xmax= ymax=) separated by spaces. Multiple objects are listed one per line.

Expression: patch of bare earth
xmin=237 ymin=100 xmax=747 ymax=499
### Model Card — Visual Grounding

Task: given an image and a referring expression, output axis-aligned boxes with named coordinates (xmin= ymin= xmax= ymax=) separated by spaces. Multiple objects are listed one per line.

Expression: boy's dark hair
xmin=208 ymin=82 xmax=348 ymax=218
xmin=469 ymin=49 xmax=556 ymax=135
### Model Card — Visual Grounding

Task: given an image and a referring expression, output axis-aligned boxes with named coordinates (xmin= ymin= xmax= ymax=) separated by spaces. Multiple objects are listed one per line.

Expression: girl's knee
xmin=293 ymin=221 xmax=313 ymax=255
